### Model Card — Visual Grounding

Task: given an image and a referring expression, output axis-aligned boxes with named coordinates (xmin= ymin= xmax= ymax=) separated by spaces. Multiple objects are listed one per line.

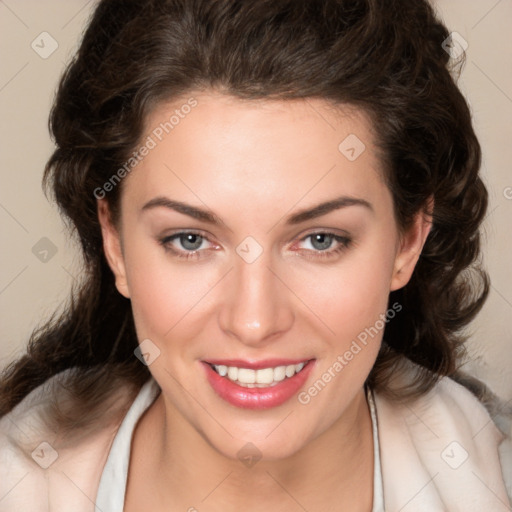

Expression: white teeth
xmin=285 ymin=365 xmax=295 ymax=378
xmin=227 ymin=366 xmax=238 ymax=381
xmin=237 ymin=368 xmax=256 ymax=384
xmin=212 ymin=361 xmax=308 ymax=386
xmin=255 ymin=368 xmax=274 ymax=384
xmin=273 ymin=366 xmax=286 ymax=382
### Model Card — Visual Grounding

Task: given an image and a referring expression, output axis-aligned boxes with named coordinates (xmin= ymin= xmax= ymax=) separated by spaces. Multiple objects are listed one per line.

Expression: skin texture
xmin=98 ymin=92 xmax=431 ymax=511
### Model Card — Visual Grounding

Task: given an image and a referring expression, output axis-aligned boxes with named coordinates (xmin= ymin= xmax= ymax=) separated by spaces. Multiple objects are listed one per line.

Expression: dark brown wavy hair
xmin=0 ymin=0 xmax=489 ymax=420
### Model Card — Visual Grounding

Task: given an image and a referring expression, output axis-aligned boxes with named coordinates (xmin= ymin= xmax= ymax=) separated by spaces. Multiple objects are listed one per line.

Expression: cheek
xmin=123 ymin=242 xmax=201 ymax=338
xmin=289 ymin=238 xmax=397 ymax=345
xmin=292 ymin=241 xmax=397 ymax=422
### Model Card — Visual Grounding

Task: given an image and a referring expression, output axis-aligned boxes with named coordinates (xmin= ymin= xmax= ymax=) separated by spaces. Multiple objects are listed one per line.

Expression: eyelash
xmin=159 ymin=230 xmax=352 ymax=261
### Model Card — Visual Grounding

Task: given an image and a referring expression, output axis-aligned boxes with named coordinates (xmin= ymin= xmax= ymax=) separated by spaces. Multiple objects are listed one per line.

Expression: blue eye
xmin=174 ymin=233 xmax=204 ymax=251
xmin=159 ymin=231 xmax=211 ymax=259
xmin=308 ymin=233 xmax=335 ymax=251
xmin=297 ymin=232 xmax=352 ymax=259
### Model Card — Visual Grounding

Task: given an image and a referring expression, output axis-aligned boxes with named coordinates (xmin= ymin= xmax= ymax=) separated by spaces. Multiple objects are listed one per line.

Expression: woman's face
xmin=99 ymin=92 xmax=429 ymax=460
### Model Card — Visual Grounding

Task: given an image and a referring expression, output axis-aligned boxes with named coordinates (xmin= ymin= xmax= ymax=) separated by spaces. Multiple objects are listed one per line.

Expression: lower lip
xmin=202 ymin=360 xmax=315 ymax=410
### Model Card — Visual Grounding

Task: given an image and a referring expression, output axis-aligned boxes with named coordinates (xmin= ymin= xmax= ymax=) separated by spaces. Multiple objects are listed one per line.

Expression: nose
xmin=218 ymin=251 xmax=294 ymax=347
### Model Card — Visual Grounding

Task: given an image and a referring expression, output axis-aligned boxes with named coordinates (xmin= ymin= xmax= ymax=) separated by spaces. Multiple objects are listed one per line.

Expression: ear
xmin=97 ymin=199 xmax=130 ymax=298
xmin=390 ymin=199 xmax=433 ymax=291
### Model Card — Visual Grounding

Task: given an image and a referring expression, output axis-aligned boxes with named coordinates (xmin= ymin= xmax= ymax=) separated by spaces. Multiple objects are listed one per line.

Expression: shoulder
xmin=0 ymin=368 xmax=137 ymax=511
xmin=373 ymin=374 xmax=512 ymax=511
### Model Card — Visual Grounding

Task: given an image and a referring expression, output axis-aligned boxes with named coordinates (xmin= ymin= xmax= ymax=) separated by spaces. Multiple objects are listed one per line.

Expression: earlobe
xmin=390 ymin=201 xmax=433 ymax=291
xmin=97 ymin=199 xmax=131 ymax=298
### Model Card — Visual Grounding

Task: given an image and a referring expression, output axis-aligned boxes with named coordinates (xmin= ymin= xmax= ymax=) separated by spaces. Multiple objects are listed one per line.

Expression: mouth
xmin=208 ymin=360 xmax=308 ymax=387
xmin=201 ymin=358 xmax=315 ymax=409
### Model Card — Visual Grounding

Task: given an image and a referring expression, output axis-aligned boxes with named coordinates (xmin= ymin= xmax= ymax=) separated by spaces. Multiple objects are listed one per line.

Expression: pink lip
xmin=201 ymin=359 xmax=315 ymax=410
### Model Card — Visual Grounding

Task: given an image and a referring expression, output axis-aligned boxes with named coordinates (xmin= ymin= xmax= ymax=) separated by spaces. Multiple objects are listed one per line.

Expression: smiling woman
xmin=0 ymin=0 xmax=510 ymax=511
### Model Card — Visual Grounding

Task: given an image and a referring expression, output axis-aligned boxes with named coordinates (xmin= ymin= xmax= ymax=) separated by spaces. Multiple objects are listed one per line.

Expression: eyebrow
xmin=140 ymin=195 xmax=373 ymax=225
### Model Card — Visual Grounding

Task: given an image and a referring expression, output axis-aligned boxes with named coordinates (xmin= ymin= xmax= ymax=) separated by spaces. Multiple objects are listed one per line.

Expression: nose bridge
xmin=219 ymin=248 xmax=293 ymax=344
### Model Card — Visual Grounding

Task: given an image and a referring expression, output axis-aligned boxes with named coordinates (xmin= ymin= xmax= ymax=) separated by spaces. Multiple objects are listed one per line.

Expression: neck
xmin=127 ymin=387 xmax=374 ymax=512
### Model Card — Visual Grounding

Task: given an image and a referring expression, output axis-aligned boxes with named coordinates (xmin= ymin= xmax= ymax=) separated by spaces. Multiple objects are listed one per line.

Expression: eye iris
xmin=311 ymin=233 xmax=333 ymax=251
xmin=180 ymin=234 xmax=203 ymax=251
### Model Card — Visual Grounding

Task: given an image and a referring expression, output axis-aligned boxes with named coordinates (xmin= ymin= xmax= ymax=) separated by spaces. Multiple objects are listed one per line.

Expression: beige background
xmin=1 ymin=1 xmax=511 ymax=400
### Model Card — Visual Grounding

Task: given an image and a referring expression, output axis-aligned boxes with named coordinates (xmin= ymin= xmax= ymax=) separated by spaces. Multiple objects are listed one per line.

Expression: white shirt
xmin=95 ymin=380 xmax=385 ymax=511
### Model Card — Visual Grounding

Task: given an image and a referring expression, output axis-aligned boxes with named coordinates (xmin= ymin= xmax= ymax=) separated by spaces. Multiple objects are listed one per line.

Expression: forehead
xmin=121 ymin=92 xmax=388 ymax=216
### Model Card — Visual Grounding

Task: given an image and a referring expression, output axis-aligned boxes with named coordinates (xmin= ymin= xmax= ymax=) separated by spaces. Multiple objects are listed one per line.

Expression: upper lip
xmin=204 ymin=358 xmax=314 ymax=370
